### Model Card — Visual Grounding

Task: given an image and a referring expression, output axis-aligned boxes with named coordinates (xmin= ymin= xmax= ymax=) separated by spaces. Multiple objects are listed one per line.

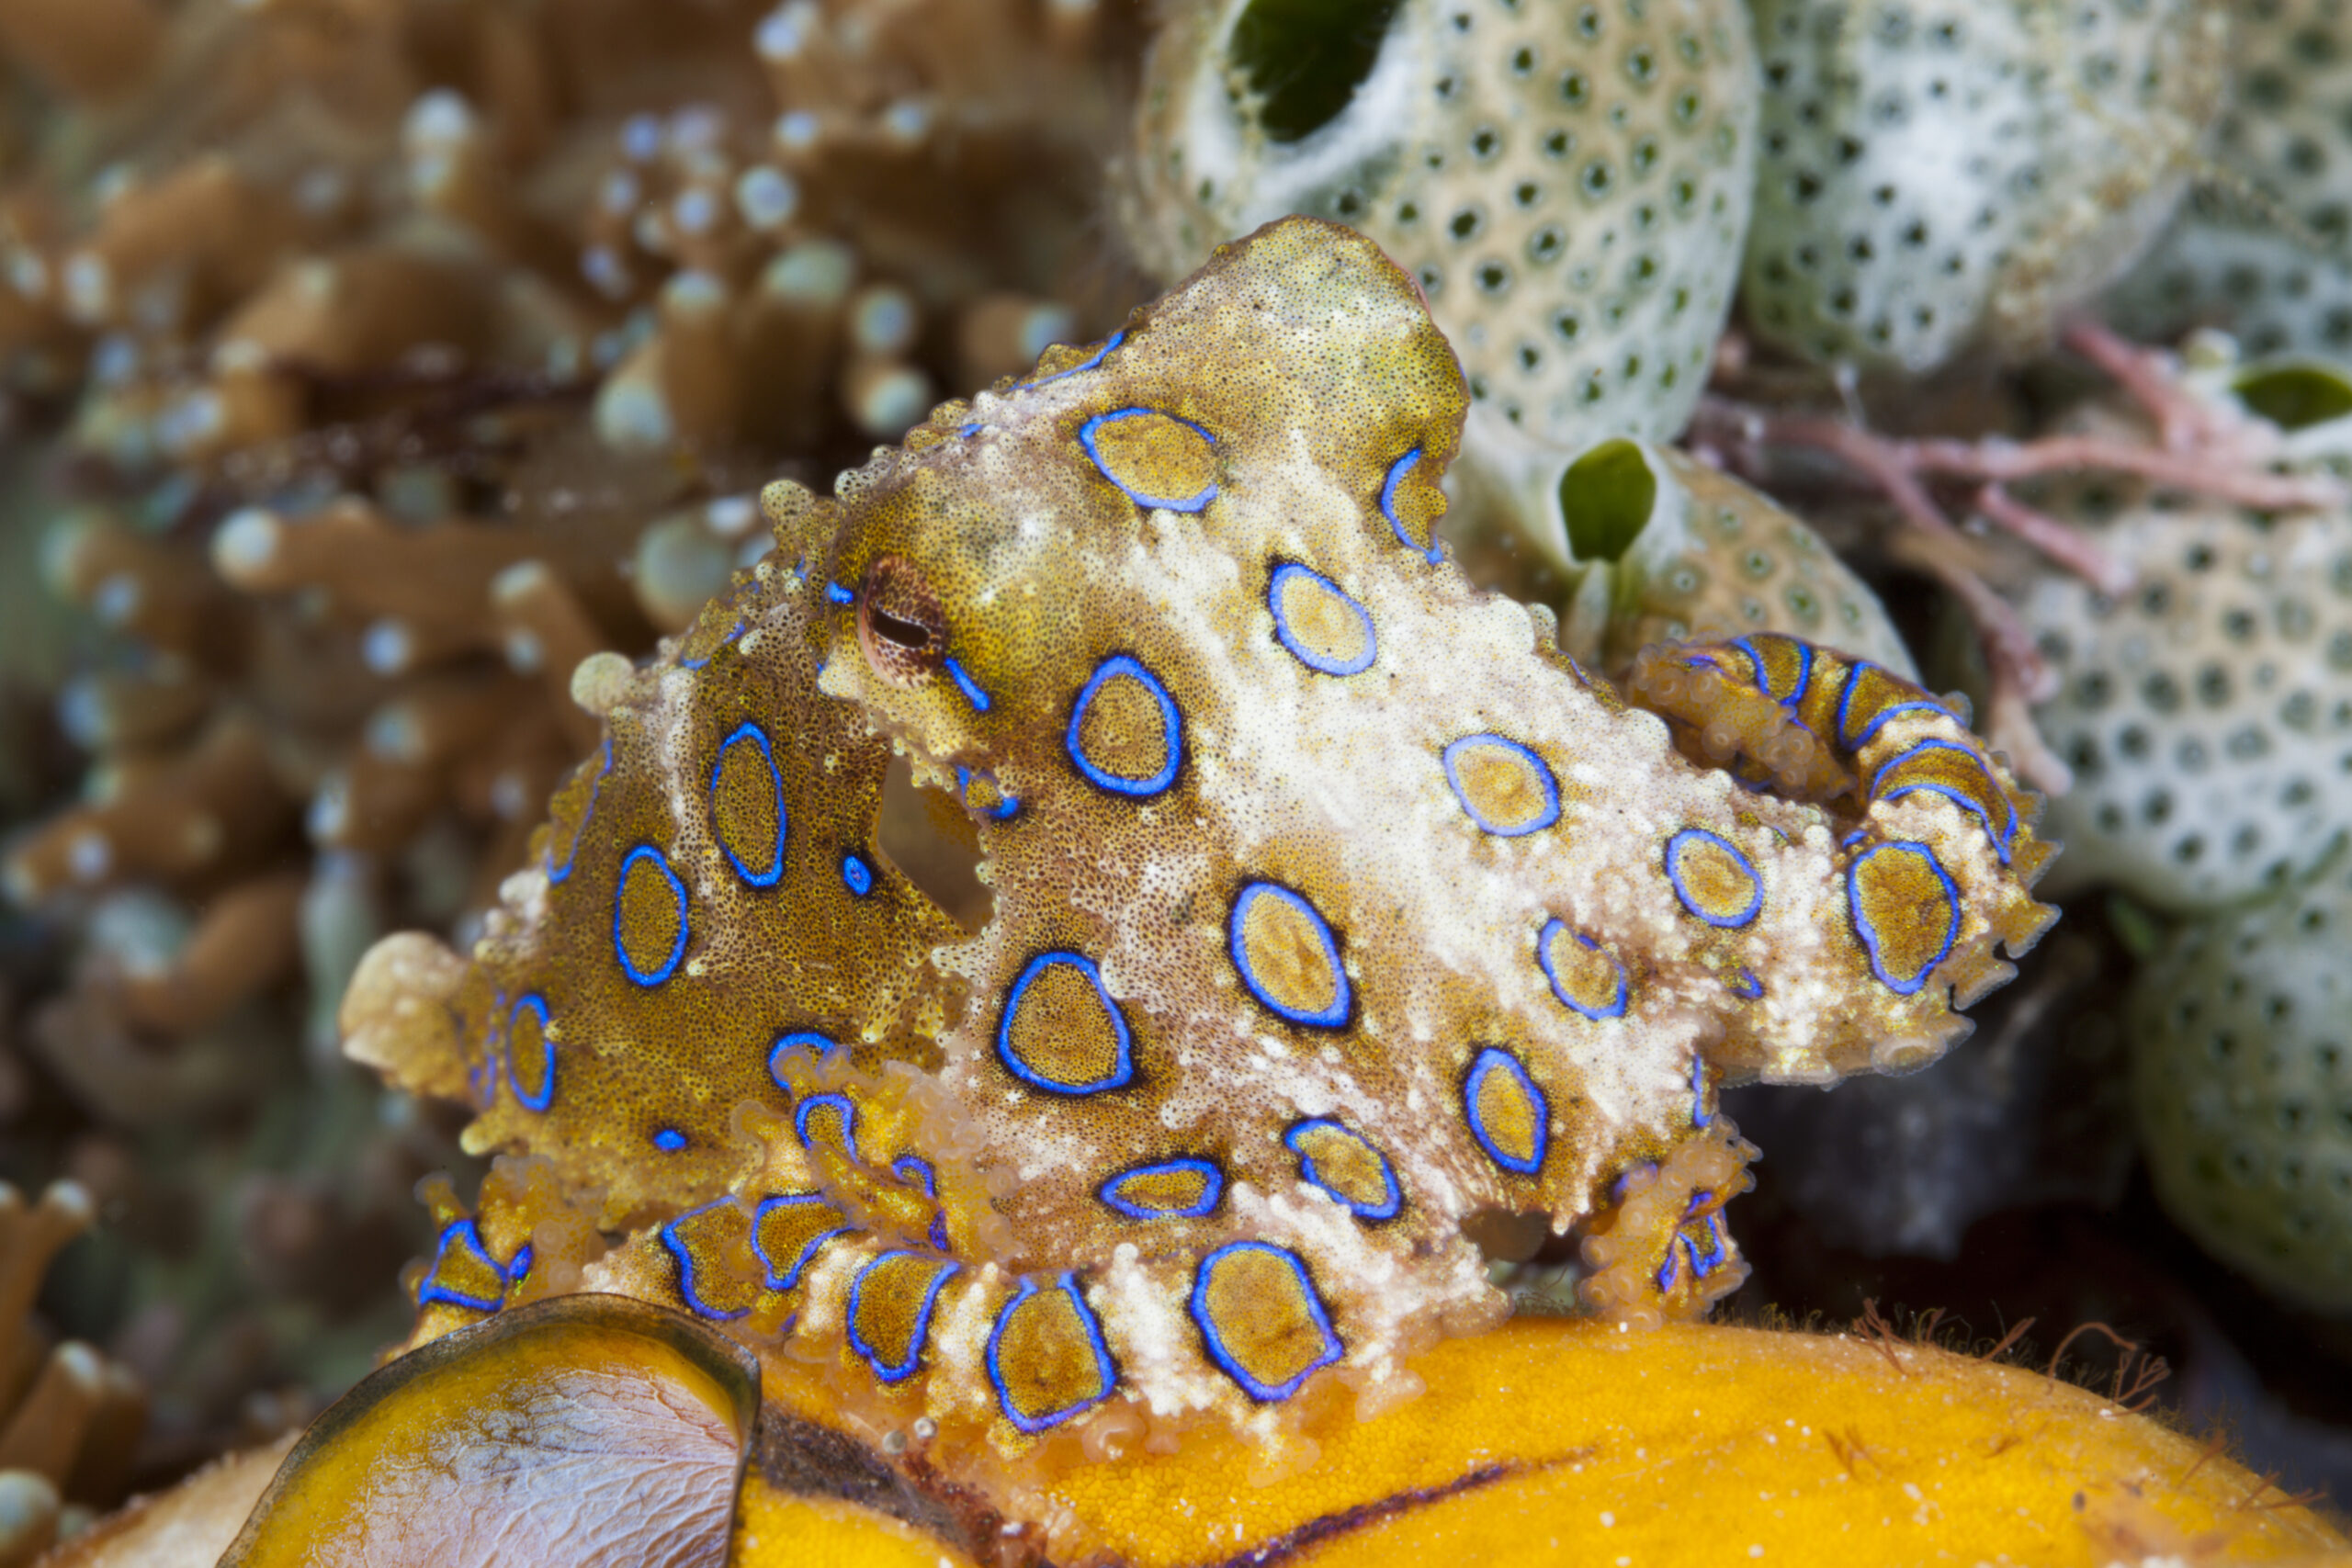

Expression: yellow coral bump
xmin=740 ymin=1317 xmax=2348 ymax=1568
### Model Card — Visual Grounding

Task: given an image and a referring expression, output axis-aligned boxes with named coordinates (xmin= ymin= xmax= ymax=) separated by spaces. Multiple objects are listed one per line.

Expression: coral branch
xmin=1972 ymin=486 xmax=2133 ymax=596
xmin=1902 ymin=432 xmax=2337 ymax=511
xmin=1691 ymin=400 xmax=2069 ymax=786
xmin=112 ymin=873 xmax=304 ymax=1037
xmin=1879 ymin=525 xmax=2072 ymax=793
xmin=2059 ymin=319 xmax=2225 ymax=453
xmin=1686 ymin=322 xmax=2352 ymax=795
xmin=0 ymin=0 xmax=160 ymax=102
xmin=3 ymin=717 xmax=295 ymax=904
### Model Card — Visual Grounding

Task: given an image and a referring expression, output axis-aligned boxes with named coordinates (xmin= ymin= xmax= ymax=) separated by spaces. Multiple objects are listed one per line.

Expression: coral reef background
xmin=4 ymin=0 xmax=2352 ymax=1555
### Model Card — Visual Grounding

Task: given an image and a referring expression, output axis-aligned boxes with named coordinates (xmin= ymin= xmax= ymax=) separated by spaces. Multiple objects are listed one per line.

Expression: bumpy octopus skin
xmin=345 ymin=218 xmax=2055 ymax=1469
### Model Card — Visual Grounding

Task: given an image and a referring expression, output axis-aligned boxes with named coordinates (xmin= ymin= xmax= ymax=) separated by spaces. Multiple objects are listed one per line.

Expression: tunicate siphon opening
xmin=1229 ymin=0 xmax=1407 ymax=144
xmin=878 ymin=757 xmax=992 ymax=934
xmin=1558 ymin=438 xmax=1658 ymax=563
xmin=2234 ymin=363 xmax=2352 ymax=431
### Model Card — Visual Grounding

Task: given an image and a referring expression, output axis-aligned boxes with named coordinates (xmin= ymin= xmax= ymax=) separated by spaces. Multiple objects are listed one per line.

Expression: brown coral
xmin=0 ymin=1181 xmax=143 ymax=1568
xmin=0 ymin=0 xmax=1136 ymax=1507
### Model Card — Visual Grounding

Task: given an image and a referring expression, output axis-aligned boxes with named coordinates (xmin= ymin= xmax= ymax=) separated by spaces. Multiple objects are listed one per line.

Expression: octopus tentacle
xmin=1627 ymin=631 xmax=2059 ymax=1076
xmin=342 ymin=219 xmax=2060 ymax=1476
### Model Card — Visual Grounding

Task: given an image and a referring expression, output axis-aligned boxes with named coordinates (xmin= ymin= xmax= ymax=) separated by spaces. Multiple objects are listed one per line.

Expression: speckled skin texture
xmin=344 ymin=219 xmax=2055 ymax=1474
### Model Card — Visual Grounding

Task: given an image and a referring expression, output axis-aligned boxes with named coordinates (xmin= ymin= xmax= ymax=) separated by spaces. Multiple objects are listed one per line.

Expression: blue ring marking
xmin=1848 ymin=840 xmax=1961 ymax=996
xmin=1871 ymin=739 xmax=2015 ymax=864
xmin=1380 ymin=447 xmax=1441 ymax=564
xmin=416 ymin=1219 xmax=508 ymax=1312
xmin=1283 ymin=1120 xmax=1401 ymax=1221
xmin=546 ymin=737 xmax=613 ymax=884
xmin=1663 ymin=828 xmax=1765 ymax=929
xmin=995 ymin=952 xmax=1136 ymax=1095
xmin=711 ymin=722 xmax=787 ymax=887
xmin=1848 ymin=699 xmax=1952 ymax=750
xmin=767 ymin=1031 xmax=837 ymax=1089
xmin=1611 ymin=1161 xmax=1657 ymax=1203
xmin=893 ymin=1156 xmax=937 ymax=1198
xmin=1867 ymin=737 xmax=2001 ymax=805
xmin=1781 ymin=637 xmax=1812 ymax=705
xmin=1017 ymin=328 xmax=1123 ymax=389
xmin=1537 ymin=919 xmax=1629 ymax=1021
xmin=1835 ymin=662 xmax=1951 ymax=750
xmin=794 ymin=1091 xmax=863 ymax=1163
xmin=894 ymin=1158 xmax=948 ymax=1251
xmin=846 ymin=1251 xmax=960 ymax=1383
xmin=1733 ymin=634 xmax=1810 ymax=708
xmin=1656 ymin=1235 xmax=1683 ymax=1293
xmin=504 ymin=992 xmax=555 ymax=1112
xmin=750 ymin=1195 xmax=851 ymax=1291
xmin=659 ymin=1200 xmax=751 ymax=1322
xmin=1267 ymin=563 xmax=1377 ymax=676
xmin=941 ymin=655 xmax=993 ymax=713
xmin=1684 ymin=1214 xmax=1729 ymax=1278
xmin=842 ymin=851 xmax=875 ymax=897
xmin=1441 ymin=734 xmax=1562 ymax=837
xmin=1078 ymin=408 xmax=1218 ymax=512
xmin=957 ymin=422 xmax=984 ymax=437
xmin=1228 ymin=882 xmax=1351 ymax=1029
xmin=1190 ymin=1242 xmax=1341 ymax=1404
xmin=1729 ymin=636 xmax=1766 ymax=694
xmin=653 ymin=1129 xmax=687 ymax=1152
xmin=678 ymin=617 xmax=747 ymax=671
xmin=826 ymin=581 xmax=854 ymax=605
xmin=1691 ymin=1052 xmax=1713 ymax=1128
xmin=987 ymin=1275 xmax=1118 ymax=1433
xmin=1065 ymin=653 xmax=1183 ymax=797
xmin=509 ymin=1243 xmax=533 ymax=1281
xmin=1782 ymin=641 xmax=1813 ymax=705
xmin=613 ymin=845 xmax=690 ymax=987
xmin=1463 ymin=1046 xmax=1549 ymax=1176
xmin=1831 ymin=660 xmax=1876 ymax=744
xmin=956 ymin=766 xmax=1020 ymax=821
xmin=1098 ymin=1157 xmax=1224 ymax=1220
xmin=1728 ymin=968 xmax=1763 ymax=1002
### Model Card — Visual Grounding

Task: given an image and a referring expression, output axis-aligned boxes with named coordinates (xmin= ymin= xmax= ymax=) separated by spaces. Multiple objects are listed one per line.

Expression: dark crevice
xmin=877 ymin=756 xmax=993 ymax=934
xmin=750 ymin=1404 xmax=1015 ymax=1562
xmin=1202 ymin=1462 xmax=1520 ymax=1568
xmin=1229 ymin=0 xmax=1407 ymax=144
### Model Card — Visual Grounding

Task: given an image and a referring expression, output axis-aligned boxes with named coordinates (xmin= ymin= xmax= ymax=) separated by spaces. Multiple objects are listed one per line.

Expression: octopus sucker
xmin=342 ymin=217 xmax=2056 ymax=1475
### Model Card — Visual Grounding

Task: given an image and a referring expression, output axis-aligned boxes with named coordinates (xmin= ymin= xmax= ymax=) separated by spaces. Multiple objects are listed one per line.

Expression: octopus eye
xmin=857 ymin=555 xmax=948 ymax=683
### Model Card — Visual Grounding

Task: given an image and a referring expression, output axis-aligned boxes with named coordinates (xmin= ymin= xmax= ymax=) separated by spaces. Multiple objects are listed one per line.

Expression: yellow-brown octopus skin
xmin=343 ymin=217 xmax=2056 ymax=1476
